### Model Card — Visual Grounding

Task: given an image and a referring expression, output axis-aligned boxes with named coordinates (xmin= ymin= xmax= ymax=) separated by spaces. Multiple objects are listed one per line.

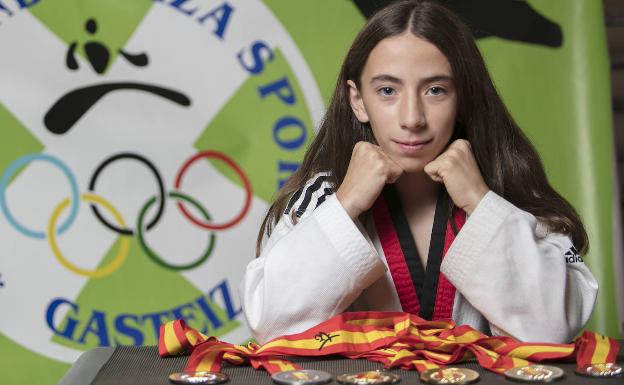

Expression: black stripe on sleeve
xmin=314 ymin=188 xmax=334 ymax=209
xmin=284 ymin=187 xmax=304 ymax=215
xmin=295 ymin=175 xmax=328 ymax=218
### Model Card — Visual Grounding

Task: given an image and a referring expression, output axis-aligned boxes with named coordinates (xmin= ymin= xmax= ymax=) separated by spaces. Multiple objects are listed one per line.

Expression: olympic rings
xmin=174 ymin=151 xmax=252 ymax=231
xmin=89 ymin=153 xmax=165 ymax=235
xmin=137 ymin=191 xmax=216 ymax=271
xmin=48 ymin=193 xmax=130 ymax=278
xmin=0 ymin=153 xmax=79 ymax=239
xmin=2 ymin=150 xmax=252 ymax=276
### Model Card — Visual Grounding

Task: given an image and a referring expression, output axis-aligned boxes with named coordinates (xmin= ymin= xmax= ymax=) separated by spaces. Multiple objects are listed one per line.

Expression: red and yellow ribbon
xmin=575 ymin=330 xmax=621 ymax=371
xmin=158 ymin=311 xmax=619 ymax=376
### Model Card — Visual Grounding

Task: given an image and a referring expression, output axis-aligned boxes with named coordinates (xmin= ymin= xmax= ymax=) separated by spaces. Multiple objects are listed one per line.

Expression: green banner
xmin=473 ymin=1 xmax=620 ymax=338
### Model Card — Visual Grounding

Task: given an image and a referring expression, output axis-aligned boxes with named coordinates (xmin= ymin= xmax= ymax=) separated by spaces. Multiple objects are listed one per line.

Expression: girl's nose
xmin=398 ymin=94 xmax=426 ymax=130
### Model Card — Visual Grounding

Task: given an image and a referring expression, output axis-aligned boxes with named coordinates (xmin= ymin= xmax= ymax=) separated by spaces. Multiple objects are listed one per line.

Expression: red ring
xmin=174 ymin=151 xmax=252 ymax=231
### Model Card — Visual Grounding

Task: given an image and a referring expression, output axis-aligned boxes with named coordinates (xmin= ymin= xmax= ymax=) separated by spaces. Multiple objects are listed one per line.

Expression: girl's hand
xmin=337 ymin=141 xmax=404 ymax=219
xmin=424 ymin=139 xmax=489 ymax=215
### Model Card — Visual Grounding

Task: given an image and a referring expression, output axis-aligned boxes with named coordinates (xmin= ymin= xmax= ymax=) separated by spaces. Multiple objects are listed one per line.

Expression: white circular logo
xmin=0 ymin=0 xmax=322 ymax=362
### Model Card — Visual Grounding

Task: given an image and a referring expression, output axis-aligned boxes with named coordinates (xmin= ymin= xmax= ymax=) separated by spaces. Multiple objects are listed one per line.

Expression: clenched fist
xmin=336 ymin=141 xmax=404 ymax=219
xmin=424 ymin=139 xmax=489 ymax=214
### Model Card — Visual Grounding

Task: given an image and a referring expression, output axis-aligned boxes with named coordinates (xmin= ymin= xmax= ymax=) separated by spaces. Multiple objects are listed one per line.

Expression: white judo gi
xmin=241 ymin=174 xmax=598 ymax=344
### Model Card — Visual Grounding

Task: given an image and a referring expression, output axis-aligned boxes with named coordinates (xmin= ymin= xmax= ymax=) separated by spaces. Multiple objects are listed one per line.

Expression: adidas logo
xmin=564 ymin=246 xmax=583 ymax=264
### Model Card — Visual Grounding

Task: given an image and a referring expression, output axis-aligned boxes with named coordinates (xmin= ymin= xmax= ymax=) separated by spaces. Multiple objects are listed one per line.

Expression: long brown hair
xmin=256 ymin=0 xmax=588 ymax=256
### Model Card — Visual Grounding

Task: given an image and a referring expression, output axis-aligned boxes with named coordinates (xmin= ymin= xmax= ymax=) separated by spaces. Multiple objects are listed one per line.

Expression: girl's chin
xmin=396 ymin=159 xmax=427 ymax=174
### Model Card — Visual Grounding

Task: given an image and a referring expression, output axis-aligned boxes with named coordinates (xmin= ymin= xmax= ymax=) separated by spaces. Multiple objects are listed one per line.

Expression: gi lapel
xmin=372 ymin=186 xmax=466 ymax=320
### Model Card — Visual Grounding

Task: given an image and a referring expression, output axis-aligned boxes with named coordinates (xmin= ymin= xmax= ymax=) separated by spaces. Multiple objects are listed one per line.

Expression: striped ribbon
xmin=158 ymin=311 xmax=619 ymax=375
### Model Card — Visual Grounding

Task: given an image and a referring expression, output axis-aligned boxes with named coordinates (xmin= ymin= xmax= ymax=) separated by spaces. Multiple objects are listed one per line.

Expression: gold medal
xmin=420 ymin=367 xmax=479 ymax=384
xmin=336 ymin=370 xmax=401 ymax=384
xmin=168 ymin=371 xmax=229 ymax=384
xmin=504 ymin=365 xmax=564 ymax=383
xmin=271 ymin=369 xmax=333 ymax=385
xmin=576 ymin=363 xmax=623 ymax=377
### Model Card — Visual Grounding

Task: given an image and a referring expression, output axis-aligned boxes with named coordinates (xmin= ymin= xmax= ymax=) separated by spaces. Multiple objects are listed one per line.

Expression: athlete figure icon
xmin=46 ymin=18 xmax=190 ymax=135
xmin=314 ymin=331 xmax=340 ymax=350
xmin=66 ymin=18 xmax=148 ymax=74
xmin=353 ymin=0 xmax=563 ymax=47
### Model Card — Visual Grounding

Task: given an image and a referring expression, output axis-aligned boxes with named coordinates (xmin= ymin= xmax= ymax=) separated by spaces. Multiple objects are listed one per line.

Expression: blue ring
xmin=0 ymin=153 xmax=79 ymax=239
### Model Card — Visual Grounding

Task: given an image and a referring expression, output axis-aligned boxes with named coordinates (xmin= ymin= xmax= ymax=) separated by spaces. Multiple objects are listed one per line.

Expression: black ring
xmin=88 ymin=152 xmax=165 ymax=235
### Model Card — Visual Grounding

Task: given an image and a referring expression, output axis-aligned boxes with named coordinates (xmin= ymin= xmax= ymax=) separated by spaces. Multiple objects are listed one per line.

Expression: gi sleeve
xmin=241 ymin=175 xmax=387 ymax=344
xmin=440 ymin=191 xmax=598 ymax=343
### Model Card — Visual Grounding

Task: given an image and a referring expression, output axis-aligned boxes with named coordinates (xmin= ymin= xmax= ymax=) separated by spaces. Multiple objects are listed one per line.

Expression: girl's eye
xmin=427 ymin=86 xmax=446 ymax=96
xmin=378 ymin=87 xmax=396 ymax=96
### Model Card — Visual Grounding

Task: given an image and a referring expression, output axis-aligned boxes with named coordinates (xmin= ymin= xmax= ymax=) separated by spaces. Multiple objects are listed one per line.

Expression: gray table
xmin=58 ymin=345 xmax=624 ymax=385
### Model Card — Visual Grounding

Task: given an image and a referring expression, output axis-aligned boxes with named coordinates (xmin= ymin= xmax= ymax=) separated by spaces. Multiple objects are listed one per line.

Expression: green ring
xmin=137 ymin=191 xmax=216 ymax=271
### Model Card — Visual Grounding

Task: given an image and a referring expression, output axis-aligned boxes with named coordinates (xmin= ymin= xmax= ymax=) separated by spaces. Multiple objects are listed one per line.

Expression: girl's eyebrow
xmin=370 ymin=74 xmax=402 ymax=85
xmin=369 ymin=74 xmax=453 ymax=85
xmin=422 ymin=74 xmax=453 ymax=83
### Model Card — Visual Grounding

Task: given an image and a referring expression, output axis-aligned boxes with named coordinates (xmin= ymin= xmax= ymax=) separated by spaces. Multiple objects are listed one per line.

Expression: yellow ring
xmin=48 ymin=193 xmax=130 ymax=278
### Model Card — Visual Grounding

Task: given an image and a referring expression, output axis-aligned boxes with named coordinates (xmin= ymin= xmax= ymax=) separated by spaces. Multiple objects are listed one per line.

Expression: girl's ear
xmin=347 ymin=80 xmax=370 ymax=123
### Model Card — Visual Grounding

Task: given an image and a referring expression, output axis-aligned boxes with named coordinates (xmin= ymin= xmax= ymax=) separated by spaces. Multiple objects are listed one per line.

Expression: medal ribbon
xmin=158 ymin=311 xmax=619 ymax=375
xmin=575 ymin=330 xmax=621 ymax=371
xmin=158 ymin=320 xmax=302 ymax=374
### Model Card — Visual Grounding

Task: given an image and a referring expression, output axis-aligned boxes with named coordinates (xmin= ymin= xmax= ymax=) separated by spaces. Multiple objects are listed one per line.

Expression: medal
xmin=271 ymin=369 xmax=333 ymax=385
xmin=420 ymin=368 xmax=479 ymax=384
xmin=576 ymin=363 xmax=623 ymax=377
xmin=168 ymin=371 xmax=229 ymax=384
xmin=504 ymin=365 xmax=564 ymax=383
xmin=336 ymin=370 xmax=401 ymax=384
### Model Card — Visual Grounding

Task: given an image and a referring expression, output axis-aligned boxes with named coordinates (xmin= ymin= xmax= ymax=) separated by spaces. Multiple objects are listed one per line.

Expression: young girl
xmin=241 ymin=0 xmax=598 ymax=344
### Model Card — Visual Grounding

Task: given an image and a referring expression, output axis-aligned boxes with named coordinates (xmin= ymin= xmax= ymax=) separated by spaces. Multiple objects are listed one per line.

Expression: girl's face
xmin=348 ymin=32 xmax=457 ymax=173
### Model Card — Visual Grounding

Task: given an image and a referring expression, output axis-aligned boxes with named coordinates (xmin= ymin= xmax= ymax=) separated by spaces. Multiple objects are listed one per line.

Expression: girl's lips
xmin=393 ymin=139 xmax=433 ymax=154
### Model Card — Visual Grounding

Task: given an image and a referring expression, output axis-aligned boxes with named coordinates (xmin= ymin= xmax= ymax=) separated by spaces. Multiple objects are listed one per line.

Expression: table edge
xmin=57 ymin=347 xmax=115 ymax=385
